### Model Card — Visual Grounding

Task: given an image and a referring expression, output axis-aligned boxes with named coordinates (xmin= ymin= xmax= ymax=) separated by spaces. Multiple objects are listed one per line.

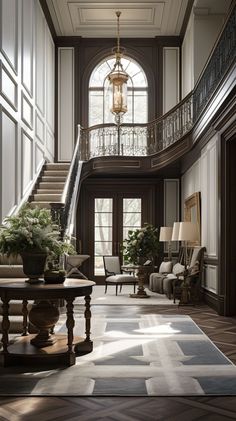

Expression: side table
xmin=0 ymin=278 xmax=95 ymax=367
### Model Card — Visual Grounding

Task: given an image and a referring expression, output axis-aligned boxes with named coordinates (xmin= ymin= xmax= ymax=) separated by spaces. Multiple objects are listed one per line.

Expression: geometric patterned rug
xmin=1 ymin=314 xmax=236 ymax=396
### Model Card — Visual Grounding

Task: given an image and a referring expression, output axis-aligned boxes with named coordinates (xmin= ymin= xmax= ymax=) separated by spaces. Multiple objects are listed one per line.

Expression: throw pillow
xmin=159 ymin=261 xmax=173 ymax=274
xmin=189 ymin=260 xmax=199 ymax=275
xmin=172 ymin=262 xmax=185 ymax=275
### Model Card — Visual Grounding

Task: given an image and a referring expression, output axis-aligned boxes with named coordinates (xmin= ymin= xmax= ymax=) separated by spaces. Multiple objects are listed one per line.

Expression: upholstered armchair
xmin=103 ymin=255 xmax=137 ymax=295
xmin=172 ymin=246 xmax=206 ymax=304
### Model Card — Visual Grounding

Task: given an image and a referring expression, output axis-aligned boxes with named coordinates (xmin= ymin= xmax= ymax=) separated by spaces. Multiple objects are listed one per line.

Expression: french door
xmin=78 ymin=179 xmax=160 ymax=282
xmin=94 ymin=195 xmax=143 ymax=278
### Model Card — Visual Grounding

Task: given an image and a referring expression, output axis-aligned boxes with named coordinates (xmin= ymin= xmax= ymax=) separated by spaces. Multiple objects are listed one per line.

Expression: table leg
xmin=22 ymin=299 xmax=28 ymax=336
xmin=66 ymin=298 xmax=75 ymax=353
xmin=1 ymin=298 xmax=10 ymax=353
xmin=74 ymin=295 xmax=93 ymax=355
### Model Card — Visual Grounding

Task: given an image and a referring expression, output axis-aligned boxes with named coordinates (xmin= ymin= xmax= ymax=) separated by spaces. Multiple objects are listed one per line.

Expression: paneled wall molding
xmin=163 ymin=47 xmax=180 ymax=113
xmin=164 ymin=179 xmax=179 ymax=253
xmin=0 ymin=61 xmax=18 ymax=111
xmin=0 ymin=0 xmax=18 ymax=74
xmin=57 ymin=47 xmax=74 ymax=161
xmin=0 ymin=0 xmax=55 ymax=223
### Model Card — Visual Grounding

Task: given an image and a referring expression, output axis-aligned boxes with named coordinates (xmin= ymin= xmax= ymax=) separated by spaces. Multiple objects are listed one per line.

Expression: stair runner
xmin=30 ymin=162 xmax=70 ymax=208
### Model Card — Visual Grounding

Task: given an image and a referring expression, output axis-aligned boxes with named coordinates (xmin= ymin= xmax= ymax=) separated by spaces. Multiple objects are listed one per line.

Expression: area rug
xmin=75 ymin=285 xmax=176 ymax=305
xmin=1 ymin=314 xmax=236 ymax=396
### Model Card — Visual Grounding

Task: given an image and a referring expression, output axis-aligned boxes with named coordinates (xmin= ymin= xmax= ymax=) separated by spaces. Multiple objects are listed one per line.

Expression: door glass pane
xmin=123 ymin=198 xmax=142 ymax=242
xmin=94 ymin=198 xmax=113 ymax=276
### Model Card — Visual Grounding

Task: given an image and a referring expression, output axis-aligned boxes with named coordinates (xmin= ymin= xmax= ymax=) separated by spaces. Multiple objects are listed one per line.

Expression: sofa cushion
xmin=159 ymin=261 xmax=172 ymax=274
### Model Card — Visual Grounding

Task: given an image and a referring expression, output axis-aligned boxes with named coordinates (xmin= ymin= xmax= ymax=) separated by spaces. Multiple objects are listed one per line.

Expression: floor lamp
xmin=159 ymin=227 xmax=173 ymax=260
xmin=178 ymin=222 xmax=198 ymax=268
xmin=177 ymin=221 xmax=198 ymax=305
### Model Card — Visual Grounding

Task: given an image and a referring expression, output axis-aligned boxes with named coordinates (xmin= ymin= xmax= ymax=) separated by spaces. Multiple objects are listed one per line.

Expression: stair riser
xmin=46 ymin=163 xmax=70 ymax=170
xmin=36 ymin=189 xmax=63 ymax=194
xmin=44 ymin=171 xmax=68 ymax=177
xmin=38 ymin=182 xmax=65 ymax=189
xmin=33 ymin=195 xmax=62 ymax=201
xmin=42 ymin=177 xmax=67 ymax=182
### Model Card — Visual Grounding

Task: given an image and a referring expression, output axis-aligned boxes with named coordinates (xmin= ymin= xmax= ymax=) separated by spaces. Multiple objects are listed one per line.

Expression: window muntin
xmin=89 ymin=57 xmax=148 ymax=126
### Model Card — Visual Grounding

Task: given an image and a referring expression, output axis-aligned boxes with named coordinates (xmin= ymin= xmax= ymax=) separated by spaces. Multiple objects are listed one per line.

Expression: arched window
xmin=89 ymin=56 xmax=148 ymax=126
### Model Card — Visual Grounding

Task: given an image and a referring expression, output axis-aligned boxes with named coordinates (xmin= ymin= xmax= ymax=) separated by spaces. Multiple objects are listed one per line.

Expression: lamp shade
xmin=159 ymin=226 xmax=173 ymax=242
xmin=178 ymin=222 xmax=198 ymax=242
xmin=171 ymin=222 xmax=180 ymax=241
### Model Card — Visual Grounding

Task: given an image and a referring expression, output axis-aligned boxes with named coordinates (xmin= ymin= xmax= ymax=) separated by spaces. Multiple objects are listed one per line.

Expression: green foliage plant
xmin=122 ymin=223 xmax=159 ymax=265
xmin=0 ymin=203 xmax=75 ymax=258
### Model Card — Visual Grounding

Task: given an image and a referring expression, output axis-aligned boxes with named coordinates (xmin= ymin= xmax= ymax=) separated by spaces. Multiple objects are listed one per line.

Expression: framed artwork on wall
xmin=184 ymin=192 xmax=201 ymax=245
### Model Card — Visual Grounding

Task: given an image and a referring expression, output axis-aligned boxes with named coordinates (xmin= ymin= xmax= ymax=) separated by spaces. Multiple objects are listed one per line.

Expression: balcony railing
xmin=79 ymin=4 xmax=236 ymax=161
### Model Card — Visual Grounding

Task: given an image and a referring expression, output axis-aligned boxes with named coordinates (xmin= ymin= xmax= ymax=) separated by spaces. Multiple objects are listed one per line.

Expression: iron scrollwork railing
xmin=79 ymin=4 xmax=236 ymax=161
xmin=79 ymin=93 xmax=193 ymax=160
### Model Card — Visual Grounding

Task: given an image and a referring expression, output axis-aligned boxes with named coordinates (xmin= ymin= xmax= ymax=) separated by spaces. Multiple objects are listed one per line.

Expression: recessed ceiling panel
xmin=46 ymin=0 xmax=190 ymax=37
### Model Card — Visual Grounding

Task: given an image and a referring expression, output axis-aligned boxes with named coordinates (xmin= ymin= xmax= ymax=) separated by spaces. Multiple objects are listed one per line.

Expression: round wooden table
xmin=0 ymin=278 xmax=95 ymax=367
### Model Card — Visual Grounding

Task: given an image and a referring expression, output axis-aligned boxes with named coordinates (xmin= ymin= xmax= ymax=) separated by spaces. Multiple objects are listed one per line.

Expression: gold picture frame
xmin=184 ymin=192 xmax=201 ymax=245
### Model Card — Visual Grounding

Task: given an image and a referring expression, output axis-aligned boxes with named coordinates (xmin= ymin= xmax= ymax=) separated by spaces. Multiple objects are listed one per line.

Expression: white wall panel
xmin=21 ymin=130 xmax=33 ymax=195
xmin=35 ymin=0 xmax=45 ymax=115
xmin=164 ymin=179 xmax=179 ymax=253
xmin=0 ymin=62 xmax=17 ymax=110
xmin=181 ymin=15 xmax=194 ymax=97
xmin=204 ymin=265 xmax=218 ymax=293
xmin=21 ymin=0 xmax=34 ymax=96
xmin=35 ymin=111 xmax=44 ymax=144
xmin=58 ymin=47 xmax=74 ymax=161
xmin=0 ymin=0 xmax=55 ymax=222
xmin=1 ymin=108 xmax=17 ymax=220
xmin=21 ymin=93 xmax=33 ymax=129
xmin=46 ymin=128 xmax=54 ymax=157
xmin=35 ymin=143 xmax=44 ymax=171
xmin=0 ymin=0 xmax=18 ymax=72
xmin=46 ymin=26 xmax=55 ymax=131
xmin=163 ymin=47 xmax=179 ymax=113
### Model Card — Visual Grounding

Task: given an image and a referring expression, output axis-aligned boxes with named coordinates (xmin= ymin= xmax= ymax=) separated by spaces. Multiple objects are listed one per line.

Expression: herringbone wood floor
xmin=1 ymin=303 xmax=236 ymax=421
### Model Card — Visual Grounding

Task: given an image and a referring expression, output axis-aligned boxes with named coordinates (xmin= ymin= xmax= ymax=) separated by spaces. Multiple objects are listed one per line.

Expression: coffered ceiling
xmin=45 ymin=0 xmax=231 ymax=38
xmin=45 ymin=0 xmax=191 ymax=37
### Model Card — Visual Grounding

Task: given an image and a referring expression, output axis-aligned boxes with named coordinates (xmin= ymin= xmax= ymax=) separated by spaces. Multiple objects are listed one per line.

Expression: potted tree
xmin=0 ymin=204 xmax=75 ymax=283
xmin=122 ymin=223 xmax=159 ymax=266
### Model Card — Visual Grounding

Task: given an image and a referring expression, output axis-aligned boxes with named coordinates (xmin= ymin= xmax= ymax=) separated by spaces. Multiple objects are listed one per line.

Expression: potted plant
xmin=0 ymin=203 xmax=75 ymax=283
xmin=122 ymin=223 xmax=159 ymax=266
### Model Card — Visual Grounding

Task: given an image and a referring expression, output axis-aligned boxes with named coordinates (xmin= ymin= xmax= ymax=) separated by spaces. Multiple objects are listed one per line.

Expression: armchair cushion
xmin=159 ymin=261 xmax=172 ymax=274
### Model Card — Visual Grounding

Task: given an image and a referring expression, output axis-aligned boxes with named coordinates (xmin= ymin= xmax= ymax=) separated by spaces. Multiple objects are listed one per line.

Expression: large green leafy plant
xmin=122 ymin=223 xmax=159 ymax=265
xmin=0 ymin=204 xmax=74 ymax=258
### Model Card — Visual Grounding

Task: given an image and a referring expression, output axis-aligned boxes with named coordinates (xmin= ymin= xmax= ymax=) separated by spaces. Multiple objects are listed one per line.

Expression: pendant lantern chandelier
xmin=108 ymin=11 xmax=129 ymax=124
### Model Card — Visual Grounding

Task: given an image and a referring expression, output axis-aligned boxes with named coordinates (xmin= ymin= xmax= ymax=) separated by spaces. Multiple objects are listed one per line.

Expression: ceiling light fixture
xmin=108 ymin=11 xmax=129 ymax=126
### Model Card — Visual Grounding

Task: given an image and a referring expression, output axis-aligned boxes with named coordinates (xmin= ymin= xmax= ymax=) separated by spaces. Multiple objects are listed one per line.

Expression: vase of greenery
xmin=0 ymin=204 xmax=75 ymax=283
xmin=122 ymin=223 xmax=159 ymax=266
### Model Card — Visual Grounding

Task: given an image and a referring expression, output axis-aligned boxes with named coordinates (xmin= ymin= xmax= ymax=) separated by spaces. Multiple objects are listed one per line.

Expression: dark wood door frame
xmin=77 ymin=177 xmax=164 ymax=282
xmin=220 ymin=124 xmax=236 ymax=316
